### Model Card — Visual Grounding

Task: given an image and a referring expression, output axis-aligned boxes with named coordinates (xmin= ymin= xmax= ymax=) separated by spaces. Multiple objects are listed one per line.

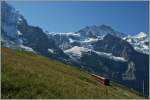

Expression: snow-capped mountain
xmin=46 ymin=25 xmax=124 ymax=51
xmin=1 ymin=1 xmax=70 ymax=62
xmin=123 ymin=32 xmax=149 ymax=54
xmin=1 ymin=1 xmax=149 ymax=96
xmin=134 ymin=32 xmax=147 ymax=39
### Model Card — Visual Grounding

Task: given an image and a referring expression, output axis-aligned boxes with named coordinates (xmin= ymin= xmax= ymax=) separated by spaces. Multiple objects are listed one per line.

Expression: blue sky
xmin=8 ymin=1 xmax=149 ymax=35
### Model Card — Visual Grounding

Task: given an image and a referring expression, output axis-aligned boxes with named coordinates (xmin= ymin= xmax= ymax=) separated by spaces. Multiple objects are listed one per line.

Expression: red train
xmin=91 ymin=74 xmax=109 ymax=85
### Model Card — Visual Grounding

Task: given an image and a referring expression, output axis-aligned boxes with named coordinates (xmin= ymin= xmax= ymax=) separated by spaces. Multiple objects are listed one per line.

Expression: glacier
xmin=64 ymin=46 xmax=127 ymax=62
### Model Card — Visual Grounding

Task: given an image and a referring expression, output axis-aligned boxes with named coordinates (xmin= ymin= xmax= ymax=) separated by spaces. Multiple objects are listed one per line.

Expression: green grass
xmin=1 ymin=47 xmax=144 ymax=99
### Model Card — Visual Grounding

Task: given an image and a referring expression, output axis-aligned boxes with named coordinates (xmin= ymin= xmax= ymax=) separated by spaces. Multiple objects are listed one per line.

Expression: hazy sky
xmin=8 ymin=1 xmax=149 ymax=35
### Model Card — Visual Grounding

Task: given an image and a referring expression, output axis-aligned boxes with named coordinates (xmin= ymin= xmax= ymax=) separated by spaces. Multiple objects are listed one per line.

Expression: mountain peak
xmin=135 ymin=32 xmax=147 ymax=38
xmin=86 ymin=24 xmax=112 ymax=30
xmin=77 ymin=24 xmax=125 ymax=38
xmin=99 ymin=24 xmax=112 ymax=29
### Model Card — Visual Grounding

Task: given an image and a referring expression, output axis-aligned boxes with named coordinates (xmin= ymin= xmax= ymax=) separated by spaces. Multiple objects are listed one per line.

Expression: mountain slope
xmin=1 ymin=1 xmax=70 ymax=62
xmin=1 ymin=48 xmax=144 ymax=99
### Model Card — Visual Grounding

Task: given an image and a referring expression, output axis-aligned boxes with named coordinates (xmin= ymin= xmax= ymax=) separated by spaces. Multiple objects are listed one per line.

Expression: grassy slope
xmin=1 ymin=48 xmax=144 ymax=99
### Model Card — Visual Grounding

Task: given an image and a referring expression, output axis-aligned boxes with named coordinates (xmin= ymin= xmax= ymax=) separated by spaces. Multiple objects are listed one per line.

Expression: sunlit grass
xmin=1 ymin=47 xmax=144 ymax=99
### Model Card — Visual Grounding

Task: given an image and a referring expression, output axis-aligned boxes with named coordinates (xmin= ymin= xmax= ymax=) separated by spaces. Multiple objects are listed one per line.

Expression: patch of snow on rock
xmin=82 ymin=38 xmax=98 ymax=43
xmin=48 ymin=48 xmax=54 ymax=53
xmin=48 ymin=32 xmax=80 ymax=37
xmin=64 ymin=46 xmax=90 ymax=57
xmin=94 ymin=51 xmax=127 ymax=62
xmin=65 ymin=46 xmax=127 ymax=62
xmin=20 ymin=45 xmax=34 ymax=52
xmin=17 ymin=30 xmax=22 ymax=35
xmin=69 ymin=38 xmax=75 ymax=43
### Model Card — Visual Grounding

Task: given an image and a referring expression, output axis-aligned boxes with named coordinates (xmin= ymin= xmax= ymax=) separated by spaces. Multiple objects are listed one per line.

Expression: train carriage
xmin=91 ymin=74 xmax=109 ymax=85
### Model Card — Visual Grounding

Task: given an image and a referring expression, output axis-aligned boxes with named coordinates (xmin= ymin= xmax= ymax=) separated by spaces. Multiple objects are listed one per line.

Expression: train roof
xmin=91 ymin=74 xmax=107 ymax=80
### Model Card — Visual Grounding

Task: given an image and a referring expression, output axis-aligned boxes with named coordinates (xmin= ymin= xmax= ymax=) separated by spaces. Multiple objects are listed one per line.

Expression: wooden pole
xmin=105 ymin=86 xmax=108 ymax=96
xmin=143 ymin=80 xmax=144 ymax=97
